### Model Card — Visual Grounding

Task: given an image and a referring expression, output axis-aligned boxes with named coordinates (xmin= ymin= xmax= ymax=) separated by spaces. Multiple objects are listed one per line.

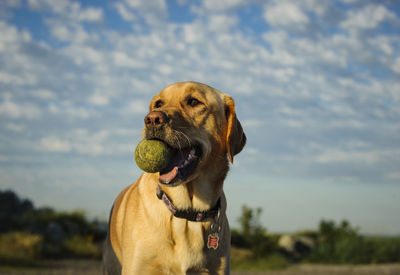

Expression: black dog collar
xmin=156 ymin=185 xmax=221 ymax=222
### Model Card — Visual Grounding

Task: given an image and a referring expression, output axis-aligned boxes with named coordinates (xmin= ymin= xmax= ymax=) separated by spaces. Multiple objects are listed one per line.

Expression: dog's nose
xmin=145 ymin=111 xmax=167 ymax=128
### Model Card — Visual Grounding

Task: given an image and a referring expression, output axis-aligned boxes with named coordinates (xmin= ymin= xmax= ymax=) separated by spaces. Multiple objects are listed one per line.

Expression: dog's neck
xmin=156 ymin=185 xmax=221 ymax=222
xmin=158 ymin=173 xmax=226 ymax=212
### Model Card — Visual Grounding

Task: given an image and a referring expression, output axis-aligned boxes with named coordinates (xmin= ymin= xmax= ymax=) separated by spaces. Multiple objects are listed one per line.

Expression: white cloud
xmin=157 ymin=64 xmax=173 ymax=75
xmin=117 ymin=0 xmax=168 ymax=26
xmin=1 ymin=0 xmax=21 ymax=8
xmin=48 ymin=103 xmax=94 ymax=119
xmin=124 ymin=100 xmax=148 ymax=115
xmin=264 ymin=1 xmax=310 ymax=30
xmin=63 ymin=45 xmax=104 ymax=65
xmin=328 ymin=119 xmax=365 ymax=129
xmin=88 ymin=93 xmax=109 ymax=106
xmin=282 ymin=119 xmax=304 ymax=128
xmin=28 ymin=0 xmax=104 ymax=23
xmin=77 ymin=7 xmax=103 ymax=22
xmin=112 ymin=51 xmax=146 ymax=68
xmin=313 ymin=148 xmax=396 ymax=165
xmin=183 ymin=22 xmax=206 ymax=44
xmin=40 ymin=137 xmax=72 ymax=152
xmin=242 ymin=147 xmax=260 ymax=156
xmin=65 ymin=107 xmax=93 ymax=119
xmin=262 ymin=31 xmax=299 ymax=66
xmin=386 ymin=172 xmax=400 ymax=181
xmin=242 ymin=119 xmax=263 ymax=128
xmin=262 ymin=30 xmax=349 ymax=70
xmin=369 ymin=36 xmax=394 ymax=56
xmin=391 ymin=57 xmax=400 ymax=75
xmin=208 ymin=14 xmax=238 ymax=32
xmin=341 ymin=0 xmax=359 ymax=3
xmin=31 ymin=89 xmax=56 ymax=99
xmin=128 ymin=77 xmax=157 ymax=95
xmin=0 ymin=99 xmax=41 ymax=119
xmin=302 ymin=0 xmax=329 ymax=16
xmin=202 ymin=0 xmax=246 ymax=11
xmin=49 ymin=25 xmax=70 ymax=41
xmin=0 ymin=0 xmax=21 ymax=18
xmin=0 ymin=71 xmax=37 ymax=85
xmin=5 ymin=123 xmax=25 ymax=132
xmin=0 ymin=20 xmax=31 ymax=48
xmin=114 ymin=2 xmax=136 ymax=21
xmin=48 ymin=23 xmax=100 ymax=45
xmin=39 ymin=128 xmax=136 ymax=156
xmin=340 ymin=4 xmax=396 ymax=31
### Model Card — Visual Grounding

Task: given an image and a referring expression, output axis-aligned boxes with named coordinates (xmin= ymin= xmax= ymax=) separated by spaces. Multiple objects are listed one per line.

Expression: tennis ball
xmin=134 ymin=139 xmax=172 ymax=173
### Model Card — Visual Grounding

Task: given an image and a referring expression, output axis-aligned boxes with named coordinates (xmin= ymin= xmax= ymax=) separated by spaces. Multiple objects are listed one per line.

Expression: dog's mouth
xmin=159 ymin=146 xmax=202 ymax=186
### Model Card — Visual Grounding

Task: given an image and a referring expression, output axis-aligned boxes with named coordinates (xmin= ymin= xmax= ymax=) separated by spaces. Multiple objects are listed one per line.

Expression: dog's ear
xmin=224 ymin=95 xmax=246 ymax=163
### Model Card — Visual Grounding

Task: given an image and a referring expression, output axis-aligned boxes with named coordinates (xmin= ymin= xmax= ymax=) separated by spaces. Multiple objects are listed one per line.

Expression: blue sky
xmin=1 ymin=0 xmax=400 ymax=235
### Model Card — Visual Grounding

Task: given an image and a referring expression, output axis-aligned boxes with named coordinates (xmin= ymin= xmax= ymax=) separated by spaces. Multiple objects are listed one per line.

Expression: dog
xmin=103 ymin=81 xmax=246 ymax=274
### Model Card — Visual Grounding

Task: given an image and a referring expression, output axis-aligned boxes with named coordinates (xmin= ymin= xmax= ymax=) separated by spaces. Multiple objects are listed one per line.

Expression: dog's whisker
xmin=173 ymin=134 xmax=183 ymax=151
xmin=171 ymin=129 xmax=192 ymax=150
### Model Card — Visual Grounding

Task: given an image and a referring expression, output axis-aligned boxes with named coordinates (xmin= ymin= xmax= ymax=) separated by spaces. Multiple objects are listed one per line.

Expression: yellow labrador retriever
xmin=103 ymin=81 xmax=246 ymax=274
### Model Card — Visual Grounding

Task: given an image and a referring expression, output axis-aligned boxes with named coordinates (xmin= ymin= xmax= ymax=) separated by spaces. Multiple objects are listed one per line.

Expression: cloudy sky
xmin=1 ymin=0 xmax=400 ymax=235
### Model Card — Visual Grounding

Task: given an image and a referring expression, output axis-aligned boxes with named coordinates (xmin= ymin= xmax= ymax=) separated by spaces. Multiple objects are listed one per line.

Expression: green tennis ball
xmin=134 ymin=139 xmax=172 ymax=173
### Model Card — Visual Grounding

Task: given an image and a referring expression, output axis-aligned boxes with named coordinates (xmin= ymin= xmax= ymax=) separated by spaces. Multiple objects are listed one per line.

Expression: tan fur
xmin=108 ymin=82 xmax=246 ymax=274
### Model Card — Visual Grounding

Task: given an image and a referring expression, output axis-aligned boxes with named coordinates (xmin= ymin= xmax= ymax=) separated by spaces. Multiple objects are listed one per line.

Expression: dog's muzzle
xmin=144 ymin=111 xmax=202 ymax=186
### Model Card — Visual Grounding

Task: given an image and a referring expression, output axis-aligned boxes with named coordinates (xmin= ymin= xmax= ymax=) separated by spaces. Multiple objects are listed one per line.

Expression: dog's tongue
xmin=159 ymin=167 xmax=178 ymax=184
xmin=159 ymin=147 xmax=192 ymax=184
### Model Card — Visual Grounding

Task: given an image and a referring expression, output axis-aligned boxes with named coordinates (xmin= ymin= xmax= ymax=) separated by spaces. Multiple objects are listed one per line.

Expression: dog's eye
xmin=154 ymin=100 xmax=163 ymax=108
xmin=187 ymin=97 xmax=201 ymax=107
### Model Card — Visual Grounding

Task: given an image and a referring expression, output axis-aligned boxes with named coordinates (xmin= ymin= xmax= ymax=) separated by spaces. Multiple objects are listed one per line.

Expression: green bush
xmin=26 ymin=208 xmax=90 ymax=236
xmin=231 ymin=247 xmax=289 ymax=271
xmin=368 ymin=236 xmax=400 ymax=263
xmin=233 ymin=205 xmax=276 ymax=258
xmin=62 ymin=235 xmax=102 ymax=258
xmin=306 ymin=220 xmax=400 ymax=264
xmin=0 ymin=232 xmax=42 ymax=263
xmin=307 ymin=220 xmax=364 ymax=264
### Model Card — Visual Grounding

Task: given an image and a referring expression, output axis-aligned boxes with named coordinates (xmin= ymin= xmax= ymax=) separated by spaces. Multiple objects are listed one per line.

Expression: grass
xmin=231 ymin=247 xmax=290 ymax=271
xmin=0 ymin=232 xmax=42 ymax=260
xmin=0 ymin=261 xmax=47 ymax=272
xmin=0 ymin=231 xmax=47 ymax=271
xmin=0 ymin=231 xmax=102 ymax=273
xmin=62 ymin=235 xmax=102 ymax=258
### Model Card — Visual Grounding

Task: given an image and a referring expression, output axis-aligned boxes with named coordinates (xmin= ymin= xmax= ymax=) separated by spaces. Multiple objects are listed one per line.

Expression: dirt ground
xmin=1 ymin=260 xmax=400 ymax=275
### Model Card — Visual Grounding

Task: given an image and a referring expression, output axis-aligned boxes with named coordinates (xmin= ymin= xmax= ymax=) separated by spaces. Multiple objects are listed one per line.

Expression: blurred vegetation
xmin=230 ymin=204 xmax=400 ymax=271
xmin=0 ymin=232 xmax=42 ymax=265
xmin=62 ymin=235 xmax=102 ymax=258
xmin=231 ymin=247 xmax=289 ymax=271
xmin=0 ymin=190 xmax=106 ymax=265
xmin=231 ymin=205 xmax=280 ymax=256
xmin=1 ymin=190 xmax=400 ymax=271
xmin=306 ymin=219 xmax=400 ymax=264
xmin=231 ymin=205 xmax=289 ymax=270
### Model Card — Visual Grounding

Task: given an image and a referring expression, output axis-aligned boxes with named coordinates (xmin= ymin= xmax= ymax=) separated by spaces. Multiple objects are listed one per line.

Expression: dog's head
xmin=143 ymin=81 xmax=246 ymax=186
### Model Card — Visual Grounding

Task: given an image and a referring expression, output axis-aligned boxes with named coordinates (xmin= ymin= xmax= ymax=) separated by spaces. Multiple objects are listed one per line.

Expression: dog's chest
xmin=162 ymin=219 xmax=207 ymax=271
